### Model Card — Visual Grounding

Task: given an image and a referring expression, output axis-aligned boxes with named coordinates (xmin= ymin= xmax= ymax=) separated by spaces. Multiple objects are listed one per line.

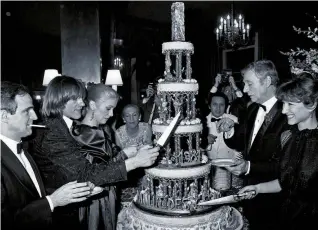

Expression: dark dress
xmin=278 ymin=127 xmax=318 ymax=230
xmin=72 ymin=124 xmax=128 ymax=230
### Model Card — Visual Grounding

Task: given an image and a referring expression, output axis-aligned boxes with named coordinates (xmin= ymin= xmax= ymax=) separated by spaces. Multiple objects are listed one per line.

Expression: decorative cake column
xmin=171 ymin=2 xmax=185 ymax=41
xmin=176 ymin=52 xmax=183 ymax=81
xmin=186 ymin=53 xmax=192 ymax=79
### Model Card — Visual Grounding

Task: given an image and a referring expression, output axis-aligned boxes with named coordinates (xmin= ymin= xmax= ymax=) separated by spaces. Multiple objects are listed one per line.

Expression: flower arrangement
xmin=280 ymin=15 xmax=318 ymax=78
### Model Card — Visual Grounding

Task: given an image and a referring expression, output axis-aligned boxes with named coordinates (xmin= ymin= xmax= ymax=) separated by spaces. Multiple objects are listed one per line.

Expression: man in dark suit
xmin=218 ymin=60 xmax=288 ymax=230
xmin=1 ymin=82 xmax=92 ymax=230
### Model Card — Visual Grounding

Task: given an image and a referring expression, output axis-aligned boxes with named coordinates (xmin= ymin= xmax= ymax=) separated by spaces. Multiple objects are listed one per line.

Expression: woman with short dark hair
xmin=239 ymin=72 xmax=318 ymax=229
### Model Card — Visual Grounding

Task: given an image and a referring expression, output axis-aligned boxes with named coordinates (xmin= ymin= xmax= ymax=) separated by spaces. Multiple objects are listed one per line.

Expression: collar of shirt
xmin=207 ymin=113 xmax=224 ymax=121
xmin=261 ymin=96 xmax=277 ymax=114
xmin=0 ymin=134 xmax=21 ymax=155
xmin=63 ymin=115 xmax=73 ymax=129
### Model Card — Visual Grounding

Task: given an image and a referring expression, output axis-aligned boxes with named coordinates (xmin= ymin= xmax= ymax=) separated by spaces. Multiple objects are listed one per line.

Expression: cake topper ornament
xmin=171 ymin=2 xmax=185 ymax=41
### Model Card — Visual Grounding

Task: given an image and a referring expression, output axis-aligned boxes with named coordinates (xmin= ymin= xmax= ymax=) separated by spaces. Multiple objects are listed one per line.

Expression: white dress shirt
xmin=0 ymin=134 xmax=54 ymax=211
xmin=206 ymin=113 xmax=240 ymax=160
xmin=63 ymin=115 xmax=73 ymax=130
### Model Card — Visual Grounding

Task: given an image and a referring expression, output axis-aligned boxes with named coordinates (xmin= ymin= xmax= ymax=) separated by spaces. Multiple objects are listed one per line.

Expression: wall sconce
xmin=105 ymin=69 xmax=123 ymax=91
xmin=43 ymin=69 xmax=61 ymax=86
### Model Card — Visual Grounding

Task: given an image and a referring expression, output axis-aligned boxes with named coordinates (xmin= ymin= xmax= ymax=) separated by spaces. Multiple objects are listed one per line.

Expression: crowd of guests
xmin=1 ymin=59 xmax=318 ymax=230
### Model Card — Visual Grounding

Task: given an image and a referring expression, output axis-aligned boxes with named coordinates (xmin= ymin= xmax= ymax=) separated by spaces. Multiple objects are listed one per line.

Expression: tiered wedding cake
xmin=117 ymin=2 xmax=243 ymax=229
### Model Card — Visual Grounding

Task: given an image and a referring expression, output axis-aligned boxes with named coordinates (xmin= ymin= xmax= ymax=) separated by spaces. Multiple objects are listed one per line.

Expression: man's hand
xmin=146 ymin=85 xmax=155 ymax=98
xmin=207 ymin=134 xmax=217 ymax=145
xmin=224 ymin=159 xmax=249 ymax=176
xmin=214 ymin=74 xmax=222 ymax=88
xmin=49 ymin=181 xmax=91 ymax=208
xmin=123 ymin=146 xmax=138 ymax=158
xmin=217 ymin=117 xmax=235 ymax=133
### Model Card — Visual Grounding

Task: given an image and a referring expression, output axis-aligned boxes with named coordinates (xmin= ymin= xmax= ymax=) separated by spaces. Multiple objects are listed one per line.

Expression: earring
xmin=90 ymin=111 xmax=95 ymax=121
xmin=139 ymin=118 xmax=141 ymax=121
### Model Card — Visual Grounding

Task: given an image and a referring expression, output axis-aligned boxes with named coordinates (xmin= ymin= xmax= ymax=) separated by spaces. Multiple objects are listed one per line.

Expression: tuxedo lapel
xmin=1 ymin=141 xmax=40 ymax=198
xmin=24 ymin=149 xmax=46 ymax=197
xmin=249 ymin=102 xmax=281 ymax=156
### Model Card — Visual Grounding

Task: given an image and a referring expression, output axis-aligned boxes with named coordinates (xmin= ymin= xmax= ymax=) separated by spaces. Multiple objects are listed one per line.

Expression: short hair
xmin=208 ymin=91 xmax=229 ymax=110
xmin=41 ymin=76 xmax=86 ymax=117
xmin=241 ymin=60 xmax=279 ymax=86
xmin=122 ymin=104 xmax=140 ymax=117
xmin=86 ymin=83 xmax=119 ymax=106
xmin=1 ymin=81 xmax=30 ymax=115
xmin=276 ymin=72 xmax=318 ymax=108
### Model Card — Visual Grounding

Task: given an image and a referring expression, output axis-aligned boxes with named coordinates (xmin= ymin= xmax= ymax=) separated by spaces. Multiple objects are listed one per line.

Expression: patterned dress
xmin=115 ymin=122 xmax=153 ymax=208
xmin=278 ymin=126 xmax=318 ymax=229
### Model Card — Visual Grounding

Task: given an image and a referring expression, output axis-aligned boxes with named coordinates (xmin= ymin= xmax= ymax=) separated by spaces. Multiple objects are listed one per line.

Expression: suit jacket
xmin=225 ymin=101 xmax=288 ymax=184
xmin=224 ymin=101 xmax=288 ymax=229
xmin=29 ymin=116 xmax=128 ymax=227
xmin=1 ymin=141 xmax=52 ymax=230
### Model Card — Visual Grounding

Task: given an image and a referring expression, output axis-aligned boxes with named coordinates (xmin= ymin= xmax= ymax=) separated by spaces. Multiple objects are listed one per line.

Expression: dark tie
xmin=17 ymin=142 xmax=23 ymax=154
xmin=211 ymin=118 xmax=221 ymax=122
xmin=258 ymin=104 xmax=267 ymax=112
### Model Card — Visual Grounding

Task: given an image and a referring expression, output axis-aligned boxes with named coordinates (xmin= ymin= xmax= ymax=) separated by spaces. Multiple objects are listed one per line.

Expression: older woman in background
xmin=239 ymin=73 xmax=318 ymax=230
xmin=115 ymin=104 xmax=153 ymax=208
xmin=31 ymin=76 xmax=159 ymax=229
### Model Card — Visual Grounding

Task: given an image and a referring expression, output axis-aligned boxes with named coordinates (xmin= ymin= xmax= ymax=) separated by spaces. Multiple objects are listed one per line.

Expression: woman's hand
xmin=238 ymin=185 xmax=259 ymax=199
xmin=123 ymin=146 xmax=138 ymax=158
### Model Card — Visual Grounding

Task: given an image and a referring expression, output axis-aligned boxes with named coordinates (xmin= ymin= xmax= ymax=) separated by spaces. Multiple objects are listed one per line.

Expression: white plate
xmin=87 ymin=186 xmax=104 ymax=197
xmin=211 ymin=158 xmax=236 ymax=167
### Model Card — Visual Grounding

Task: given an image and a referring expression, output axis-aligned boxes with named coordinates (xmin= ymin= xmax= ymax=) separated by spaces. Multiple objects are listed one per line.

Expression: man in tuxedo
xmin=1 ymin=81 xmax=92 ymax=230
xmin=218 ymin=60 xmax=288 ymax=230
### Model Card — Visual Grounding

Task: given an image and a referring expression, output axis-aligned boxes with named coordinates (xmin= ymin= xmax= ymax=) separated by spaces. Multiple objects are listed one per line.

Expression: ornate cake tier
xmin=135 ymin=162 xmax=221 ymax=214
xmin=157 ymin=81 xmax=198 ymax=93
xmin=152 ymin=122 xmax=203 ymax=166
xmin=117 ymin=203 xmax=244 ymax=230
xmin=162 ymin=41 xmax=194 ymax=53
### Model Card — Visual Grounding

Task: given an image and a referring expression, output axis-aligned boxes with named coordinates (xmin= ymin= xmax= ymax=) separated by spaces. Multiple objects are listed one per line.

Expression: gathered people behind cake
xmin=205 ymin=91 xmax=242 ymax=191
xmin=218 ymin=60 xmax=289 ymax=230
xmin=115 ymin=104 xmax=153 ymax=208
xmin=30 ymin=76 xmax=159 ymax=230
xmin=239 ymin=72 xmax=318 ymax=230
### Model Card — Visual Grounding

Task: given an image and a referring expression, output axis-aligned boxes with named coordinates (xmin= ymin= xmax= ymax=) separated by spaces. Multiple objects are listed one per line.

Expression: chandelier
xmin=215 ymin=3 xmax=251 ymax=48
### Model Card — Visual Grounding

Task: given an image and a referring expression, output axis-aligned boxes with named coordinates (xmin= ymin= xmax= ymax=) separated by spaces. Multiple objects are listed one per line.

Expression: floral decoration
xmin=280 ymin=15 xmax=318 ymax=78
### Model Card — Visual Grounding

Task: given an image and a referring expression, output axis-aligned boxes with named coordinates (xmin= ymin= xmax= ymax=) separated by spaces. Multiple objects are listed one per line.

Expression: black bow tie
xmin=17 ymin=142 xmax=23 ymax=154
xmin=211 ymin=117 xmax=221 ymax=122
xmin=258 ymin=104 xmax=267 ymax=112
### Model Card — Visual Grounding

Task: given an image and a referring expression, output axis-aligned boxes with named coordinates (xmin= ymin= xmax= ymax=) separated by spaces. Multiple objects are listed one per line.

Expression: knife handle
xmin=234 ymin=191 xmax=256 ymax=201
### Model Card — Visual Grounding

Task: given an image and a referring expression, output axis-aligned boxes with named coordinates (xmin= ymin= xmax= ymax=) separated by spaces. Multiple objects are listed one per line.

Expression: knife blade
xmin=156 ymin=111 xmax=181 ymax=147
xmin=197 ymin=191 xmax=256 ymax=206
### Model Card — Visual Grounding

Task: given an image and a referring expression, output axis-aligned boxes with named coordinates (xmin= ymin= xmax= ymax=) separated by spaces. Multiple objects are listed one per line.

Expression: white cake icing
xmin=152 ymin=123 xmax=202 ymax=134
xmin=145 ymin=162 xmax=211 ymax=179
xmin=162 ymin=41 xmax=194 ymax=53
xmin=117 ymin=203 xmax=244 ymax=230
xmin=157 ymin=82 xmax=199 ymax=92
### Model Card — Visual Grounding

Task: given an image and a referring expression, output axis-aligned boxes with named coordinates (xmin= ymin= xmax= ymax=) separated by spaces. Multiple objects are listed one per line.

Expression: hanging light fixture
xmin=215 ymin=2 xmax=251 ymax=48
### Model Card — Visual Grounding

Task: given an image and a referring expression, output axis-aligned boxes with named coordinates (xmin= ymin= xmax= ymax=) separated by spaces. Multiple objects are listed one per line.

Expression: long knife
xmin=156 ymin=111 xmax=181 ymax=148
xmin=197 ymin=191 xmax=256 ymax=206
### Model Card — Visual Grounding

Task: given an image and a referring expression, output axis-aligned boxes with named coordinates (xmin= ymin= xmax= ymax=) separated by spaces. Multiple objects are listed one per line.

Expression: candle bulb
xmin=216 ymin=28 xmax=219 ymax=40
xmin=246 ymin=24 xmax=250 ymax=37
xmin=239 ymin=14 xmax=242 ymax=29
xmin=227 ymin=15 xmax=230 ymax=27
xmin=224 ymin=20 xmax=227 ymax=31
xmin=243 ymin=29 xmax=246 ymax=40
